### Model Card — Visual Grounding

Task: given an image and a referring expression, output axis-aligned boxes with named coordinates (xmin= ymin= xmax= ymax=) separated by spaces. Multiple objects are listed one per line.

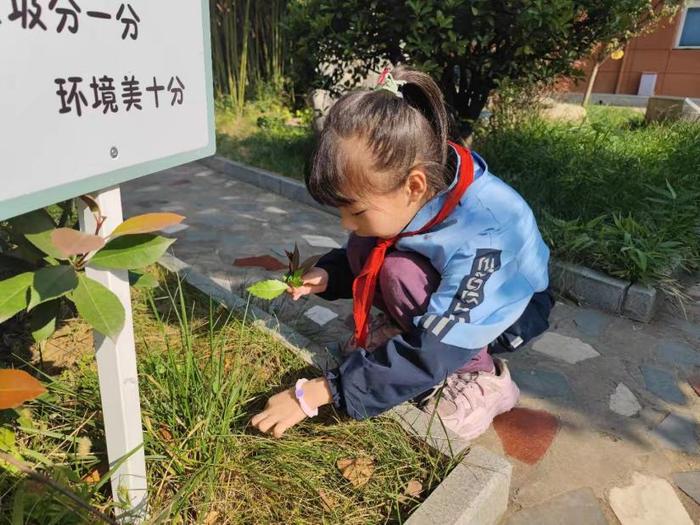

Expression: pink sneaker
xmin=421 ymin=358 xmax=520 ymax=441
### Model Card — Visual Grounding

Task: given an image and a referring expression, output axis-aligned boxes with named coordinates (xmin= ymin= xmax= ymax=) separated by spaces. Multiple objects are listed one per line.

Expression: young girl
xmin=251 ymin=66 xmax=553 ymax=440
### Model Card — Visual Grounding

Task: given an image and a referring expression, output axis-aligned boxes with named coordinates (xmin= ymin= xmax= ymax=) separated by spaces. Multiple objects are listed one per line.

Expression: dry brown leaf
xmin=83 ymin=469 xmax=101 ymax=484
xmin=318 ymin=489 xmax=339 ymax=512
xmin=203 ymin=510 xmax=220 ymax=525
xmin=158 ymin=426 xmax=173 ymax=442
xmin=405 ymin=479 xmax=423 ymax=498
xmin=336 ymin=456 xmax=374 ymax=488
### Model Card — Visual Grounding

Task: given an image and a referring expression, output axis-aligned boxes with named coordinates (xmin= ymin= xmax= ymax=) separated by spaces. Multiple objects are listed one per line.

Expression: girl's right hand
xmin=287 ymin=267 xmax=329 ymax=301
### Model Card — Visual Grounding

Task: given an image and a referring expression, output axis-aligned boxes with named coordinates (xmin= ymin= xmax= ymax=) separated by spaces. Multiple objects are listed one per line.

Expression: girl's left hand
xmin=250 ymin=387 xmax=308 ymax=438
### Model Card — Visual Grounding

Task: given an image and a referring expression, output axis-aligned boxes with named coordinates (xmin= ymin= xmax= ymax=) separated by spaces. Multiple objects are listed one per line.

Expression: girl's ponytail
xmin=392 ymin=67 xmax=450 ymax=166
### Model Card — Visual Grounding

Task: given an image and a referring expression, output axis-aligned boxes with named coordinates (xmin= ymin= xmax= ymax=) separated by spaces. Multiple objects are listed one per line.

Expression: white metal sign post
xmin=0 ymin=0 xmax=215 ymax=518
xmin=78 ymin=186 xmax=148 ymax=517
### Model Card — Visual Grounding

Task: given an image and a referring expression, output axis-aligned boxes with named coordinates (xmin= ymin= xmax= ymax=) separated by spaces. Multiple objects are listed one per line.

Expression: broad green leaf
xmin=8 ymin=209 xmax=55 ymax=237
xmin=110 ymin=213 xmax=185 ymax=238
xmin=0 ymin=272 xmax=32 ymax=323
xmin=51 ymin=228 xmax=105 ymax=257
xmin=24 ymin=230 xmax=68 ymax=260
xmin=28 ymin=266 xmax=78 ymax=310
xmin=247 ymin=279 xmax=288 ymax=300
xmin=0 ymin=370 xmax=46 ymax=409
xmin=128 ymin=271 xmax=160 ymax=289
xmin=69 ymin=274 xmax=125 ymax=338
xmin=29 ymin=301 xmax=59 ymax=343
xmin=9 ymin=209 xmax=58 ymax=263
xmin=88 ymin=234 xmax=175 ymax=270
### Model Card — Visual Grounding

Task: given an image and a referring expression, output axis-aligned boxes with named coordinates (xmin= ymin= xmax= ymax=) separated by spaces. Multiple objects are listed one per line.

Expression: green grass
xmin=474 ymin=106 xmax=700 ymax=294
xmin=0 ymin=269 xmax=458 ymax=524
xmin=215 ymin=96 xmax=316 ymax=181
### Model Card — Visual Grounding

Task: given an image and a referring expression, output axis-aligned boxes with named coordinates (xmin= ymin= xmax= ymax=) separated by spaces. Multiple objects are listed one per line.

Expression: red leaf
xmin=51 ymin=228 xmax=105 ymax=257
xmin=0 ymin=370 xmax=46 ymax=409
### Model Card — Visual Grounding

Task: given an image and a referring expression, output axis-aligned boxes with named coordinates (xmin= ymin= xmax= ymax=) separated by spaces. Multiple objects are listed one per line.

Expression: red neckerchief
xmin=351 ymin=142 xmax=476 ymax=348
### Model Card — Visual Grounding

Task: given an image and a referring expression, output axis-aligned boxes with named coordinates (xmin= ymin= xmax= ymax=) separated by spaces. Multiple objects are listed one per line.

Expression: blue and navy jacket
xmin=316 ymin=147 xmax=551 ymax=420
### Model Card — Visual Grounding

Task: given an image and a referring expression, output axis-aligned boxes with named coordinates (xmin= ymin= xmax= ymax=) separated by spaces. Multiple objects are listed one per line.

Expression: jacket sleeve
xmin=324 ymin=247 xmax=538 ymax=419
xmin=314 ymin=248 xmax=354 ymax=300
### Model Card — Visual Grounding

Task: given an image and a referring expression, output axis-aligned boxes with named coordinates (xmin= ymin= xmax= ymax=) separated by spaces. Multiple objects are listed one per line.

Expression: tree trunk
xmin=582 ymin=61 xmax=601 ymax=107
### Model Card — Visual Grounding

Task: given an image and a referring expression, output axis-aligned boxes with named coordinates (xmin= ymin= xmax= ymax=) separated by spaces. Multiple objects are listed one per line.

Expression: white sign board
xmin=0 ymin=0 xmax=215 ymax=220
xmin=0 ymin=1 xmax=215 ymax=518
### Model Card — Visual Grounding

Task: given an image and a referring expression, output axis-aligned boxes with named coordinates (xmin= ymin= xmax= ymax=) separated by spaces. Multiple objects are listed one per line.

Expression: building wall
xmin=569 ymin=9 xmax=700 ymax=98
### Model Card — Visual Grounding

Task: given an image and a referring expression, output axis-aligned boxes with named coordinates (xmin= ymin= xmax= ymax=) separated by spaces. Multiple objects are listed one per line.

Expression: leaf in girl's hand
xmin=300 ymin=254 xmax=323 ymax=274
xmin=337 ymin=457 xmax=374 ymax=488
xmin=292 ymin=243 xmax=300 ymax=270
xmin=246 ymin=279 xmax=288 ymax=300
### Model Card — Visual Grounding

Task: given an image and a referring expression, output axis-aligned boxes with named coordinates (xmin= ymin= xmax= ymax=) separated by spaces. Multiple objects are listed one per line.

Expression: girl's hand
xmin=250 ymin=378 xmax=333 ymax=438
xmin=287 ymin=267 xmax=329 ymax=301
xmin=250 ymin=387 xmax=307 ymax=438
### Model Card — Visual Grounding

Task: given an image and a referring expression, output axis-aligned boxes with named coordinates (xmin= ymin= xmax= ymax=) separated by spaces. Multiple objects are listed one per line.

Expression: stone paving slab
xmin=120 ymin=161 xmax=700 ymax=525
xmin=673 ymin=471 xmax=700 ymax=506
xmin=609 ymin=383 xmax=642 ymax=417
xmin=609 ymin=472 xmax=693 ymax=525
xmin=510 ymin=368 xmax=574 ymax=400
xmin=651 ymin=414 xmax=700 ymax=454
xmin=505 ymin=487 xmax=607 ymax=525
xmin=532 ymin=332 xmax=601 ymax=364
xmin=640 ymin=366 xmax=687 ymax=405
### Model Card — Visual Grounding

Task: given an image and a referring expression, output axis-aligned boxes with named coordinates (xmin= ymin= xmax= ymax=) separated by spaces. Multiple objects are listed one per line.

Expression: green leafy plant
xmin=246 ymin=243 xmax=321 ymax=300
xmin=287 ymin=0 xmax=683 ymax=131
xmin=0 ymin=198 xmax=183 ymax=342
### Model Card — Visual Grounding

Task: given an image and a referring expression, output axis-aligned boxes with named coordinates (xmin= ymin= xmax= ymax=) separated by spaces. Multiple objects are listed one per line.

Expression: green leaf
xmin=8 ymin=209 xmax=56 ymax=237
xmin=0 ymin=272 xmax=33 ymax=323
xmin=88 ymin=234 xmax=175 ymax=270
xmin=29 ymin=301 xmax=59 ymax=343
xmin=28 ymin=266 xmax=78 ymax=310
xmin=24 ymin=230 xmax=69 ymax=260
xmin=128 ymin=271 xmax=160 ymax=290
xmin=246 ymin=279 xmax=288 ymax=300
xmin=68 ymin=274 xmax=125 ymax=338
xmin=0 ymin=428 xmax=15 ymax=451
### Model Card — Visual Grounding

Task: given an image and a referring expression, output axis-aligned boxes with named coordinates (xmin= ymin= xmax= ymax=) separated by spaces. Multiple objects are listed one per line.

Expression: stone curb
xmin=157 ymin=252 xmax=511 ymax=525
xmin=201 ymin=154 xmax=659 ymax=323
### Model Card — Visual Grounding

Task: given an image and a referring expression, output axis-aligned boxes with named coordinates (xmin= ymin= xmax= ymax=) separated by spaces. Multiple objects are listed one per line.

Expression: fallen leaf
xmin=337 ymin=456 xmax=374 ymax=488
xmin=405 ymin=479 xmax=423 ymax=498
xmin=158 ymin=426 xmax=173 ymax=442
xmin=0 ymin=370 xmax=47 ymax=409
xmin=203 ymin=510 xmax=220 ymax=525
xmin=233 ymin=255 xmax=286 ymax=271
xmin=83 ymin=469 xmax=101 ymax=484
xmin=318 ymin=489 xmax=339 ymax=511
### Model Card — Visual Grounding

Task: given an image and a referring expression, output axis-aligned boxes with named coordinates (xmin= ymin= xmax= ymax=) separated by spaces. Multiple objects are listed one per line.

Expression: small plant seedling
xmin=246 ymin=243 xmax=321 ymax=300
